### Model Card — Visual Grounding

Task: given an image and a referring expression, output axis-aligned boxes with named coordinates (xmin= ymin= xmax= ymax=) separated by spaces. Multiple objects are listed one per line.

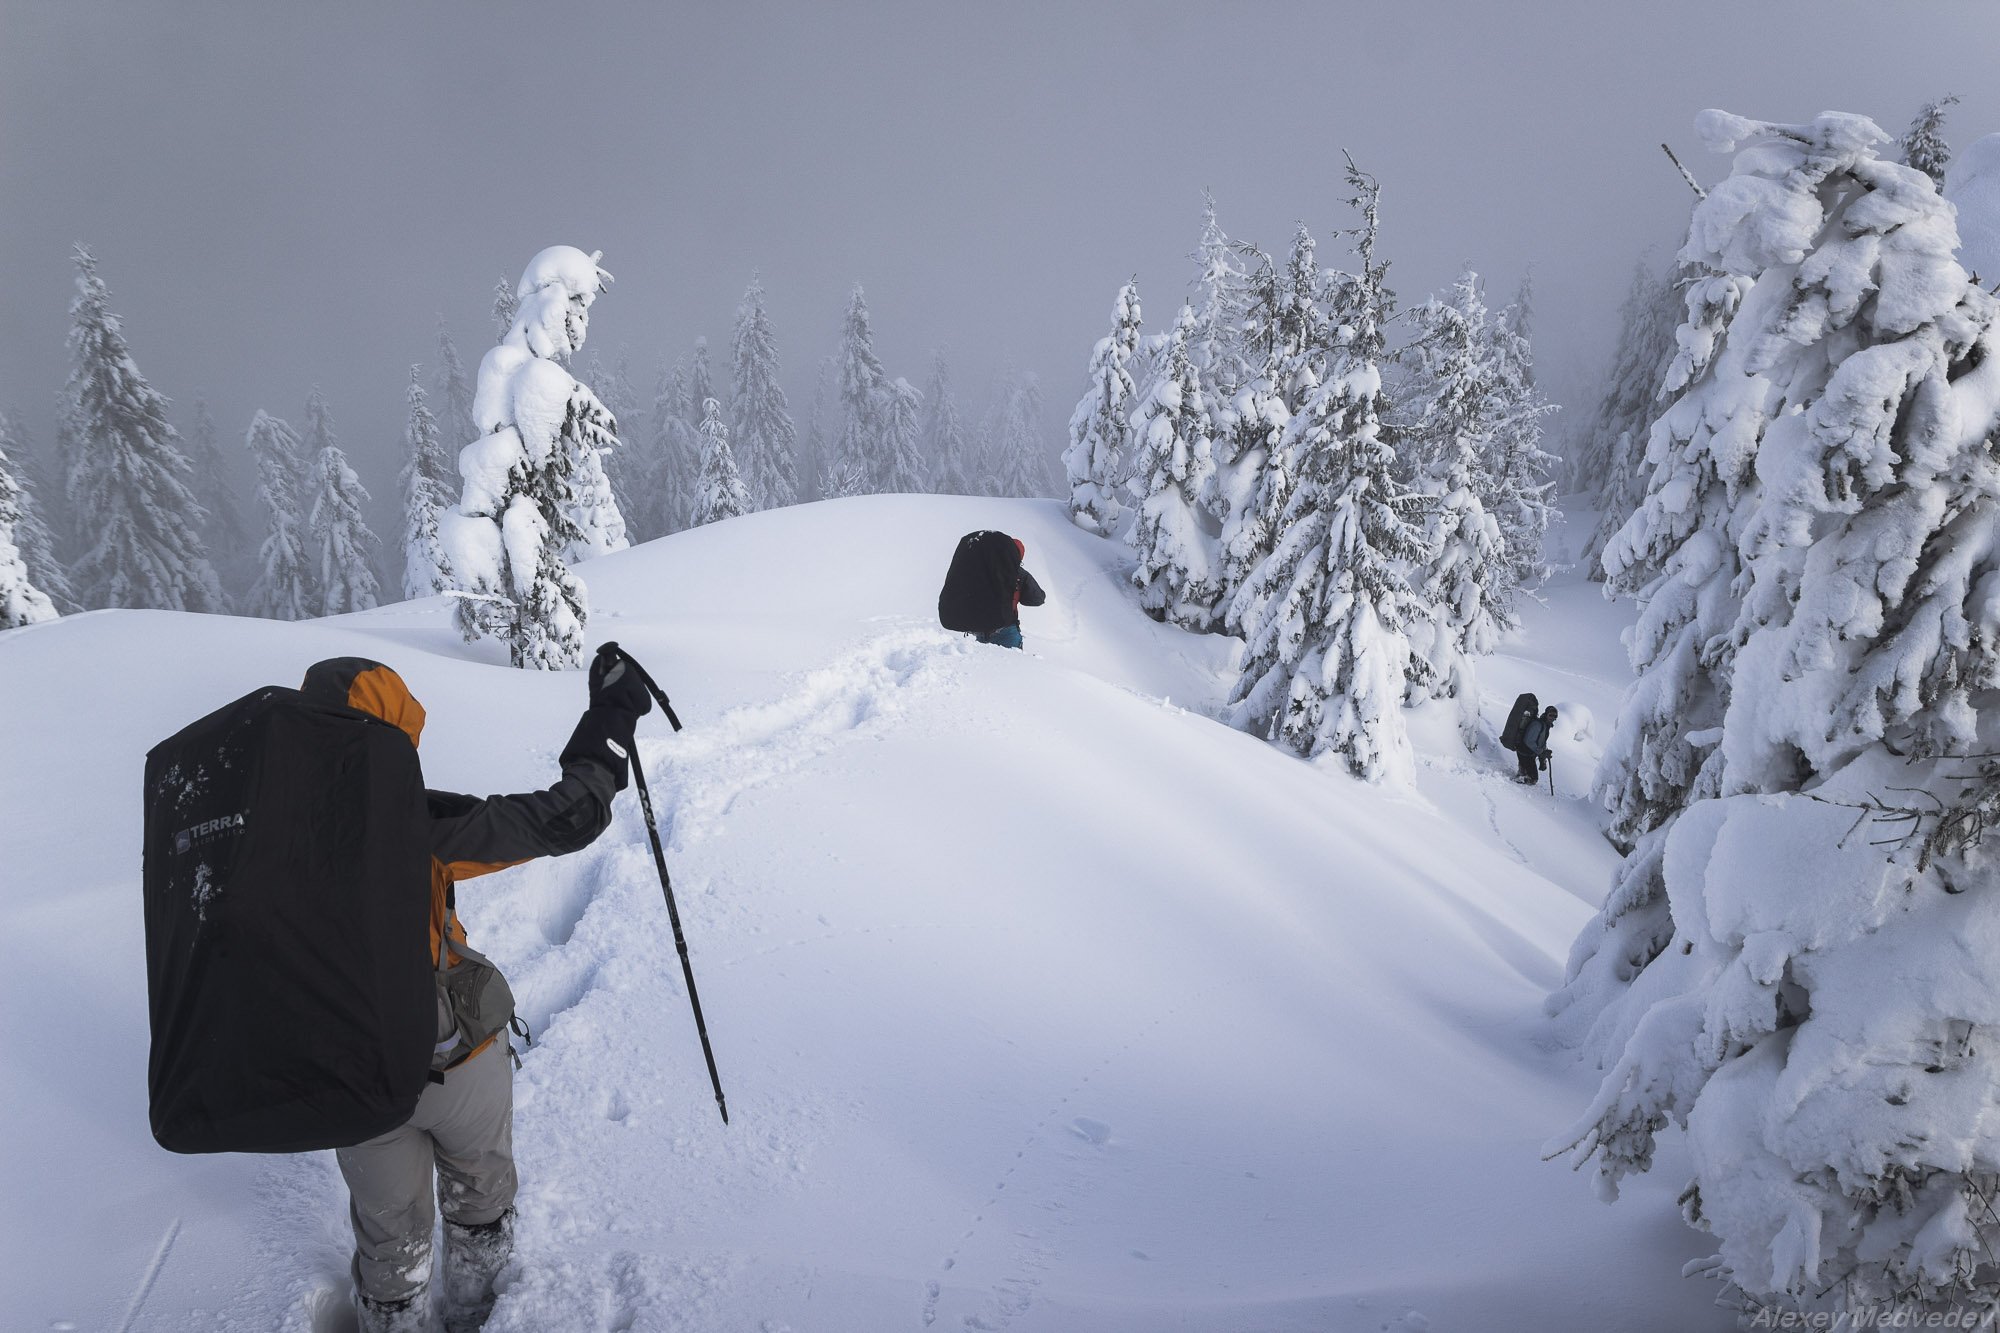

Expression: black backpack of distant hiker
xmin=143 ymin=686 xmax=434 ymax=1154
xmin=1500 ymin=692 xmax=1539 ymax=753
xmin=938 ymin=529 xmax=1022 ymax=634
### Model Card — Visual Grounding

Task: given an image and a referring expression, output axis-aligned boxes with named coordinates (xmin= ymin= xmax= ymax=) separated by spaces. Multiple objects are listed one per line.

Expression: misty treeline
xmin=1552 ymin=99 xmax=2000 ymax=1327
xmin=0 ymin=254 xmax=1055 ymax=644
xmin=1062 ymin=166 xmax=1557 ymax=783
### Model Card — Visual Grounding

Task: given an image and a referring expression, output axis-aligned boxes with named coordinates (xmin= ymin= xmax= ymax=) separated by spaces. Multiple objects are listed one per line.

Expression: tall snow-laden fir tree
xmin=492 ymin=276 xmax=518 ymax=342
xmin=993 ymin=373 xmax=1052 ymax=498
xmin=439 ymin=246 xmax=622 ymax=669
xmin=1127 ymin=305 xmax=1221 ymax=629
xmin=1189 ymin=192 xmax=1256 ymax=396
xmin=880 ymin=375 xmax=929 ymax=493
xmin=583 ymin=352 xmax=642 ymax=524
xmin=1483 ymin=278 xmax=1560 ymax=591
xmin=0 ymin=412 xmax=76 ymax=614
xmin=399 ymin=366 xmax=454 ymax=600
xmin=644 ymin=357 xmax=699 ymax=535
xmin=691 ymin=396 xmax=752 ymax=526
xmin=434 ymin=319 xmax=479 ymax=458
xmin=1225 ymin=246 xmax=1429 ymax=783
xmin=62 ymin=246 xmax=222 ymax=612
xmin=185 ymin=394 xmax=248 ymax=595
xmin=831 ymin=284 xmax=889 ymax=494
xmin=1404 ymin=273 xmax=1519 ymax=695
xmin=684 ymin=338 xmax=717 ymax=442
xmin=1552 ymin=111 xmax=2000 ymax=1325
xmin=801 ymin=354 xmax=835 ymax=502
xmin=1571 ymin=258 xmax=1688 ymax=578
xmin=923 ymin=351 xmax=974 ymax=496
xmin=307 ymin=435 xmax=380 ymax=615
xmin=0 ymin=439 xmax=58 ymax=629
xmin=1900 ymin=93 xmax=1958 ymax=188
xmin=1213 ymin=237 xmax=1293 ymax=619
xmin=244 ymin=410 xmax=316 ymax=620
xmin=1066 ymin=280 xmax=1142 ymax=535
xmin=731 ymin=276 xmax=798 ymax=509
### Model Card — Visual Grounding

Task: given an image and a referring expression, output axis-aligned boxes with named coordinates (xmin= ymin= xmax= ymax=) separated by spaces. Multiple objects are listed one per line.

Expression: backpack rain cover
xmin=1500 ymin=692 xmax=1539 ymax=752
xmin=938 ymin=530 xmax=1021 ymax=634
xmin=144 ymin=686 xmax=433 ymax=1154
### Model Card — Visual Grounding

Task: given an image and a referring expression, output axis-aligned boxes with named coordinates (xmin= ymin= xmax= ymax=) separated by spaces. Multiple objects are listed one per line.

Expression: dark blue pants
xmin=976 ymin=625 xmax=1023 ymax=649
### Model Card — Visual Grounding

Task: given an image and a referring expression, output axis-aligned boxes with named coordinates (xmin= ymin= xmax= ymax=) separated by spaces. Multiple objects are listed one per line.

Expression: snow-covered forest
xmin=8 ymin=6 xmax=2000 ymax=1331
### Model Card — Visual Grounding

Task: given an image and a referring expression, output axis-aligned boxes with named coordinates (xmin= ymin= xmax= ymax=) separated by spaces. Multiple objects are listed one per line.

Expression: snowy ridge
xmin=1 ymin=496 xmax=1726 ymax=1331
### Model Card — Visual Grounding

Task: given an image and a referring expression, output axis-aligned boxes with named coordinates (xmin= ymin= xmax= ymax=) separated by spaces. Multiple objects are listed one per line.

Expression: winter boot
xmin=442 ymin=1207 xmax=515 ymax=1332
xmin=355 ymin=1287 xmax=437 ymax=1333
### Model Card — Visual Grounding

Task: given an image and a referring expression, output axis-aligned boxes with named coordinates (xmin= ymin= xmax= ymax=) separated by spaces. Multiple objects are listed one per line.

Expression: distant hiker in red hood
xmin=937 ymin=529 xmax=1047 ymax=650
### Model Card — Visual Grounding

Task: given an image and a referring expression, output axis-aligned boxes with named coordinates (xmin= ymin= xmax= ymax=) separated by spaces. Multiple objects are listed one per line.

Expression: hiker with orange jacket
xmin=299 ymin=648 xmax=650 ymax=1333
xmin=937 ymin=529 xmax=1047 ymax=649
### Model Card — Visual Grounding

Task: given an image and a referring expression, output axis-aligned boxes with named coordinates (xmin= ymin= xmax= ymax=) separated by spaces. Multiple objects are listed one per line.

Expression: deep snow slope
xmin=0 ymin=496 xmax=1725 ymax=1332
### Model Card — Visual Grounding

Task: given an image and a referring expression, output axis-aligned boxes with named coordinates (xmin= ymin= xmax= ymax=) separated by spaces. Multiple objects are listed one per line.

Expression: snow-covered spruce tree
xmin=307 ymin=435 xmax=380 ymax=615
xmin=1402 ymin=274 xmax=1513 ymax=692
xmin=1225 ymin=260 xmax=1429 ymax=783
xmin=731 ymin=276 xmax=798 ymax=509
xmin=1213 ymin=238 xmax=1293 ymax=618
xmin=439 ymin=246 xmax=623 ymax=670
xmin=692 ymin=397 xmax=752 ymax=526
xmin=0 ymin=440 xmax=58 ymax=628
xmin=801 ymin=354 xmax=835 ymax=501
xmin=583 ymin=352 xmax=643 ymax=524
xmin=399 ymin=366 xmax=454 ymax=600
xmin=1900 ymin=93 xmax=1958 ymax=189
xmin=1483 ymin=280 xmax=1560 ymax=592
xmin=639 ymin=358 xmax=698 ymax=537
xmin=881 ymin=376 xmax=929 ymax=493
xmin=1189 ymin=193 xmax=1256 ymax=396
xmin=831 ymin=284 xmax=888 ymax=494
xmin=1553 ymin=111 xmax=2000 ymax=1323
xmin=994 ymin=373 xmax=1052 ymax=498
xmin=244 ymin=410 xmax=317 ymax=620
xmin=1571 ymin=258 xmax=1687 ymax=577
xmin=63 ymin=246 xmax=222 ymax=612
xmin=1066 ymin=280 xmax=1142 ymax=536
xmin=684 ymin=338 xmax=716 ymax=440
xmin=1127 ymin=306 xmax=1221 ymax=629
xmin=1274 ymin=222 xmax=1329 ymax=414
xmin=923 ymin=351 xmax=974 ymax=496
xmin=433 ymin=319 xmax=479 ymax=459
xmin=186 ymin=394 xmax=248 ymax=595
xmin=0 ymin=412 xmax=76 ymax=614
xmin=491 ymin=276 xmax=518 ymax=342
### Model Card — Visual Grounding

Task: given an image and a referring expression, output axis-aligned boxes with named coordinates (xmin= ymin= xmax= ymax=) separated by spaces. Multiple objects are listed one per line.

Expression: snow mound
xmin=0 ymin=495 xmax=1726 ymax=1331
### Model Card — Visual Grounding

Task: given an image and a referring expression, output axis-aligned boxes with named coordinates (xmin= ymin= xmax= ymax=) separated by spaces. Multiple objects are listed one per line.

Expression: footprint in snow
xmin=1068 ymin=1118 xmax=1111 ymax=1145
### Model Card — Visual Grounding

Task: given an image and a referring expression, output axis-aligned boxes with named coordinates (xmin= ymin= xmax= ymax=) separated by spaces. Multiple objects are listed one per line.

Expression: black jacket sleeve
xmin=1017 ymin=569 xmax=1047 ymax=608
xmin=427 ymin=710 xmax=629 ymax=865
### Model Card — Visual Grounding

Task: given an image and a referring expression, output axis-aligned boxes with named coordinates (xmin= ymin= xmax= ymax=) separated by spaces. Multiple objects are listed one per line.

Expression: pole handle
xmin=598 ymin=641 xmax=683 ymax=732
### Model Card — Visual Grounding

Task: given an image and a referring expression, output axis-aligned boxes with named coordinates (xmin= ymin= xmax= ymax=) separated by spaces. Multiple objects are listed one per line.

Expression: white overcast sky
xmin=5 ymin=0 xmax=1998 ymax=509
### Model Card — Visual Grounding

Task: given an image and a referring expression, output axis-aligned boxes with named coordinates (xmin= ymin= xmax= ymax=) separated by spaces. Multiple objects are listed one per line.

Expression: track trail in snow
xmin=920 ymin=1002 xmax=1183 ymax=1331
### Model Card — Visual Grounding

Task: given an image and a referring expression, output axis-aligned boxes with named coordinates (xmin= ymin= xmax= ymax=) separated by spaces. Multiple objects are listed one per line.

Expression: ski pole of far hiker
xmin=605 ymin=644 xmax=727 ymax=1126
xmin=1547 ymin=755 xmax=1555 ymax=799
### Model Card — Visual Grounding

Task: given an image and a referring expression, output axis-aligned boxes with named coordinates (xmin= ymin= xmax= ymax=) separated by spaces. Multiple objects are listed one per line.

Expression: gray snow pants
xmin=335 ymin=1038 xmax=517 ymax=1303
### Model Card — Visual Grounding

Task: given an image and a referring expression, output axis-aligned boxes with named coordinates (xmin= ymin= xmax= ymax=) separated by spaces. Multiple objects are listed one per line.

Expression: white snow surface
xmin=0 ymin=496 xmax=1726 ymax=1331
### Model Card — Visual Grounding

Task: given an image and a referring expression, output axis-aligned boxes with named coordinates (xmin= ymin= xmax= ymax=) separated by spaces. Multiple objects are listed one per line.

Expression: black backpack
xmin=1500 ymin=692 xmax=1539 ymax=752
xmin=937 ymin=530 xmax=1021 ymax=634
xmin=143 ymin=686 xmax=434 ymax=1154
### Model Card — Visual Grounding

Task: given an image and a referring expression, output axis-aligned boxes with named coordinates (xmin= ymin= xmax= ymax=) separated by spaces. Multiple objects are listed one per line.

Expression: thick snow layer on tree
xmin=0 ymin=499 xmax=1728 ymax=1331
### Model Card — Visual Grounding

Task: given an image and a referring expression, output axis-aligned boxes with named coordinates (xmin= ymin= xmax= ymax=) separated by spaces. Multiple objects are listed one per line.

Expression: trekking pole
xmin=602 ymin=643 xmax=727 ymax=1126
xmin=1547 ymin=755 xmax=1556 ymax=799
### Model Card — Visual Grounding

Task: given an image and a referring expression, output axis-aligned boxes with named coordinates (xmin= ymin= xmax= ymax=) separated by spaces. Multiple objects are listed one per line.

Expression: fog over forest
xmin=6 ymin=1 xmax=1995 ymax=540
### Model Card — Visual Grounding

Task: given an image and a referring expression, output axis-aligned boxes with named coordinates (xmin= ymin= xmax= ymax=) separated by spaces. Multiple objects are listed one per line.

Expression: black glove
xmin=1539 ymin=752 xmax=1550 ymax=770
xmin=560 ymin=706 xmax=638 ymax=791
xmin=588 ymin=643 xmax=652 ymax=717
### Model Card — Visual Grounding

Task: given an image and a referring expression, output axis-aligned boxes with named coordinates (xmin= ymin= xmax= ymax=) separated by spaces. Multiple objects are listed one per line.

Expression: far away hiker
xmin=937 ymin=529 xmax=1046 ymax=649
xmin=1515 ymin=704 xmax=1558 ymax=785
